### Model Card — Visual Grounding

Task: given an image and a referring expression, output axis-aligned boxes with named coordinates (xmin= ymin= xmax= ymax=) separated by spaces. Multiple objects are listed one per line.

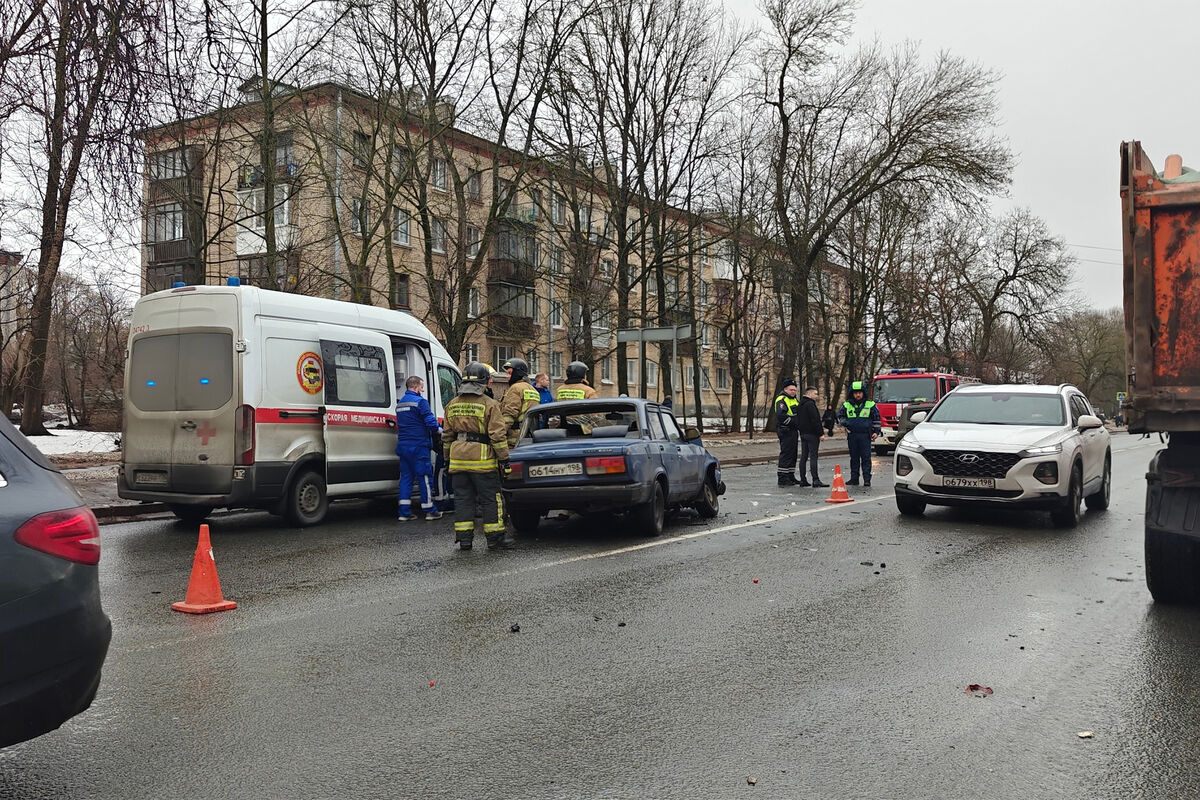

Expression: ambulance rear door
xmin=318 ymin=327 xmax=398 ymax=497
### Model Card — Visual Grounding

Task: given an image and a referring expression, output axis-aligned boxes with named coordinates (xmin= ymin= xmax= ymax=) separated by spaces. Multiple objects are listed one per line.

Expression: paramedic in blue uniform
xmin=395 ymin=375 xmax=442 ymax=521
xmin=837 ymin=380 xmax=882 ymax=487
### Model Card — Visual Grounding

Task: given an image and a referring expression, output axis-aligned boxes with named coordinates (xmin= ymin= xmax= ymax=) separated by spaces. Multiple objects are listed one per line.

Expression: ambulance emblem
xmin=297 ymin=352 xmax=323 ymax=395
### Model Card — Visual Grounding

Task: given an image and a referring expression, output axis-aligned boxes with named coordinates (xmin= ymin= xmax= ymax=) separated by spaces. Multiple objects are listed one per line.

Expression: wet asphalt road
xmin=3 ymin=433 xmax=1198 ymax=799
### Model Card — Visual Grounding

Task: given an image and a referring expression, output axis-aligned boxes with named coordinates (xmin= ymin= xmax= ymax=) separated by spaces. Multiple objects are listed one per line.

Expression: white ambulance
xmin=119 ymin=280 xmax=460 ymax=526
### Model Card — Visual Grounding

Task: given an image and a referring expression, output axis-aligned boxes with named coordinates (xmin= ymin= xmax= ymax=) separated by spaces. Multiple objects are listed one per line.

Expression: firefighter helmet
xmin=502 ymin=357 xmax=530 ymax=383
xmin=565 ymin=361 xmax=588 ymax=382
xmin=460 ymin=362 xmax=491 ymax=395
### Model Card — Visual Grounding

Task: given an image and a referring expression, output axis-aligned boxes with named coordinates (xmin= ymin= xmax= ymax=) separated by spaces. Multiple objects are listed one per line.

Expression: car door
xmin=319 ymin=327 xmax=397 ymax=496
xmin=1073 ymin=393 xmax=1106 ymax=489
xmin=646 ymin=406 xmax=680 ymax=499
xmin=662 ymin=410 xmax=702 ymax=496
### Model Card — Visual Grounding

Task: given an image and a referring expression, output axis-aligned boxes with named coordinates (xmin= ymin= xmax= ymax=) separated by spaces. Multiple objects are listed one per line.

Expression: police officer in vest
xmin=500 ymin=357 xmax=541 ymax=448
xmin=555 ymin=361 xmax=598 ymax=400
xmin=774 ymin=379 xmax=800 ymax=486
xmin=837 ymin=380 xmax=882 ymax=487
xmin=443 ymin=362 xmax=513 ymax=550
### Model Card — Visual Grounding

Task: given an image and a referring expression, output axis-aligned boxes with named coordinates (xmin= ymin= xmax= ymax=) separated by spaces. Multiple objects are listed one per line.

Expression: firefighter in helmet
xmin=555 ymin=361 xmax=598 ymax=401
xmin=443 ymin=362 xmax=513 ymax=549
xmin=500 ymin=356 xmax=541 ymax=448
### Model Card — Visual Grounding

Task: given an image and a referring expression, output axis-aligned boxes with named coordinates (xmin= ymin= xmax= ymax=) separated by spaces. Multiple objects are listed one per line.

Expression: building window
xmin=466 ymin=171 xmax=481 ymax=202
xmin=601 ymin=258 xmax=613 ymax=279
xmin=351 ymin=198 xmax=367 ymax=236
xmin=601 ymin=357 xmax=611 ymax=381
xmin=576 ymin=204 xmax=592 ymax=232
xmin=431 ymin=279 xmax=447 ymax=313
xmin=463 ymin=343 xmax=479 ymax=363
xmin=392 ymin=207 xmax=411 ymax=246
xmin=468 ymin=287 xmax=480 ymax=318
xmin=626 ymin=359 xmax=638 ymax=384
xmin=148 ymin=148 xmax=189 ymax=180
xmin=717 ymin=367 xmax=729 ymax=390
xmin=550 ymin=300 xmax=563 ymax=328
xmin=551 ymin=351 xmax=563 ymax=378
xmin=149 ymin=203 xmax=185 ymax=242
xmin=531 ymin=295 xmax=540 ymax=324
xmin=551 ymin=192 xmax=566 ymax=225
xmin=549 ymin=245 xmax=564 ymax=275
xmin=526 ymin=350 xmax=540 ymax=373
xmin=646 ymin=361 xmax=658 ymax=387
xmin=392 ymin=274 xmax=410 ymax=308
xmin=430 ymin=217 xmax=446 ymax=253
xmin=352 ymin=131 xmax=370 ymax=169
xmin=699 ymin=279 xmax=710 ymax=305
xmin=466 ymin=225 xmax=481 ymax=258
xmin=497 ymin=178 xmax=513 ymax=207
xmin=431 ymin=157 xmax=448 ymax=191
xmin=493 ymin=345 xmax=515 ymax=367
xmin=529 ymin=189 xmax=542 ymax=220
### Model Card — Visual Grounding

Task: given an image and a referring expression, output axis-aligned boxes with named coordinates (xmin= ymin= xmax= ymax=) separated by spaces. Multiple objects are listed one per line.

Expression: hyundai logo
xmin=958 ymin=453 xmax=979 ymax=463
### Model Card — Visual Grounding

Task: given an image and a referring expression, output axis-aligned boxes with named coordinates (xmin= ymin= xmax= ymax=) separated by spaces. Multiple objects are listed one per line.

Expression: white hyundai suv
xmin=892 ymin=384 xmax=1111 ymax=527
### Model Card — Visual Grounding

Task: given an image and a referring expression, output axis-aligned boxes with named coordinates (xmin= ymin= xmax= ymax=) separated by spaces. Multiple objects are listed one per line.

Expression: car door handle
xmin=386 ymin=418 xmax=396 ymax=428
xmin=180 ymin=421 xmax=196 ymax=431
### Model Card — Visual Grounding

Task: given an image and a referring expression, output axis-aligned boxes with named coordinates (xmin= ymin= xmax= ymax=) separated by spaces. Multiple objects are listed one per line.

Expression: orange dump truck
xmin=1120 ymin=141 xmax=1200 ymax=602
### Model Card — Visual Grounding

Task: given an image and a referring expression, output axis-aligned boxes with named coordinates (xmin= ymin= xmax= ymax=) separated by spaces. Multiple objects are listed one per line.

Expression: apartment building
xmin=139 ymin=81 xmax=790 ymax=421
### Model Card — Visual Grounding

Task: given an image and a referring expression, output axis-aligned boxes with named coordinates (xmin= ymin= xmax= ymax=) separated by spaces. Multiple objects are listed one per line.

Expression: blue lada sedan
xmin=501 ymin=399 xmax=725 ymax=536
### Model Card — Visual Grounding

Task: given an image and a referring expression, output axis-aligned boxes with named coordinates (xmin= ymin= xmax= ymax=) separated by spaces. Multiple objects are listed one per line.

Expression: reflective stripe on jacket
xmin=775 ymin=393 xmax=799 ymax=430
xmin=500 ymin=379 xmax=541 ymax=445
xmin=838 ymin=399 xmax=881 ymax=435
xmin=556 ymin=382 xmax=598 ymax=401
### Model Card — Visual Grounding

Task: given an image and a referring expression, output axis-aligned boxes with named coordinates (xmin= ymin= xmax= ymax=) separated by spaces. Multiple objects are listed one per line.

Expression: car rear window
xmin=929 ymin=393 xmax=1066 ymax=426
xmin=129 ymin=332 xmax=234 ymax=412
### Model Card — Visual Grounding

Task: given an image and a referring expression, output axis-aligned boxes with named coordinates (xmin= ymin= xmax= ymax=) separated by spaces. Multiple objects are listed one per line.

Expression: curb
xmin=716 ymin=445 xmax=851 ymax=468
xmin=93 ymin=503 xmax=169 ymax=522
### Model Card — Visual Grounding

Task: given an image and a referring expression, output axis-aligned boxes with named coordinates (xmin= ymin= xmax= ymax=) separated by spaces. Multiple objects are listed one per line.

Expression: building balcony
xmin=487 ymin=258 xmax=537 ymax=286
xmin=499 ymin=203 xmax=540 ymax=227
xmin=485 ymin=313 xmax=539 ymax=341
xmin=237 ymin=162 xmax=300 ymax=189
xmin=144 ymin=239 xmax=196 ymax=264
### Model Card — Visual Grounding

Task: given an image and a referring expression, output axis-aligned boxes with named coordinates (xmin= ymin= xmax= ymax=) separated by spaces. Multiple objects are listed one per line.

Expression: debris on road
xmin=747 ymin=776 xmax=757 ymax=785
xmin=510 ymin=623 xmax=520 ymax=633
xmin=1077 ymin=731 xmax=1094 ymax=739
xmin=965 ymin=684 xmax=993 ymax=697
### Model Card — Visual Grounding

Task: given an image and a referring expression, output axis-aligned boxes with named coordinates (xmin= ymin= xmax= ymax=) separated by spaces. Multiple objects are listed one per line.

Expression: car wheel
xmin=169 ymin=503 xmax=214 ymax=525
xmin=285 ymin=469 xmax=328 ymax=527
xmin=874 ymin=445 xmax=890 ymax=456
xmin=1050 ymin=464 xmax=1083 ymax=528
xmin=511 ymin=509 xmax=540 ymax=534
xmin=695 ymin=475 xmax=719 ymax=519
xmin=1085 ymin=451 xmax=1111 ymax=511
xmin=632 ymin=481 xmax=665 ymax=536
xmin=895 ymin=494 xmax=926 ymax=516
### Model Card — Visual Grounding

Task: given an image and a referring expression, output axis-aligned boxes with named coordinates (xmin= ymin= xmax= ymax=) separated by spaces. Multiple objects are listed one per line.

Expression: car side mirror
xmin=910 ymin=411 xmax=927 ymax=424
xmin=1078 ymin=414 xmax=1103 ymax=430
xmin=684 ymin=426 xmax=702 ymax=443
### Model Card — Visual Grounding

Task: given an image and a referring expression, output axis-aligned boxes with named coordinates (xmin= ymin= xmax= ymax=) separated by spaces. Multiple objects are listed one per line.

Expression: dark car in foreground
xmin=0 ymin=416 xmax=111 ymax=748
xmin=501 ymin=399 xmax=725 ymax=536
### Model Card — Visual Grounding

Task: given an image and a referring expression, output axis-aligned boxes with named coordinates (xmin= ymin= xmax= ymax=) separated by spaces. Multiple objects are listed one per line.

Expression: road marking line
xmin=490 ymin=494 xmax=892 ymax=580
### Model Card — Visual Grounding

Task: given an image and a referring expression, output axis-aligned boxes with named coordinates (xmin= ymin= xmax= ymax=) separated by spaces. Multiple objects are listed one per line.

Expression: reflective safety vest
xmin=775 ymin=394 xmax=799 ymax=417
xmin=500 ymin=379 xmax=541 ymax=445
xmin=556 ymin=383 xmax=598 ymax=401
xmin=842 ymin=399 xmax=876 ymax=418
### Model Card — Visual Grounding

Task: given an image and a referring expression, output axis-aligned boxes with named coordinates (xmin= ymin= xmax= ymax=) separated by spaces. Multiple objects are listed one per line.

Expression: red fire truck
xmin=869 ymin=368 xmax=976 ymax=454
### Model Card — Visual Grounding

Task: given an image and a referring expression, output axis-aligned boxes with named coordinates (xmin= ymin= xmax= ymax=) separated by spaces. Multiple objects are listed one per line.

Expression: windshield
xmin=928 ymin=392 xmax=1066 ymax=426
xmin=519 ymin=402 xmax=641 ymax=441
xmin=873 ymin=377 xmax=937 ymax=404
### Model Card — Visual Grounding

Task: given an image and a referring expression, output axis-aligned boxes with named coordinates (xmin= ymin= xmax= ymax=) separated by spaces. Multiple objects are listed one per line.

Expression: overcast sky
xmin=726 ymin=0 xmax=1200 ymax=310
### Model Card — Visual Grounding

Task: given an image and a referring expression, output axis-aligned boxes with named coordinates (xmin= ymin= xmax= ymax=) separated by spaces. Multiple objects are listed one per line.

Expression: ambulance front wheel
xmin=286 ymin=469 xmax=328 ymax=527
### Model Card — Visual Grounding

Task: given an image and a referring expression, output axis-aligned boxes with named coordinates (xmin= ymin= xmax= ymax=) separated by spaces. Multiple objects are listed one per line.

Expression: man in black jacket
xmin=796 ymin=387 xmax=828 ymax=487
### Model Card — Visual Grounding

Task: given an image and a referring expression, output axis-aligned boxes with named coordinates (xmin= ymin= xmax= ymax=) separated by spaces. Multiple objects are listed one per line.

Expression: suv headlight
xmin=896 ymin=441 xmax=924 ymax=454
xmin=1018 ymin=443 xmax=1062 ymax=458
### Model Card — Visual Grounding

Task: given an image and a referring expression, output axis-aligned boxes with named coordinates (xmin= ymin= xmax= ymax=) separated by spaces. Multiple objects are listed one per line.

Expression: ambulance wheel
xmin=285 ymin=469 xmax=328 ymax=527
xmin=169 ymin=504 xmax=213 ymax=525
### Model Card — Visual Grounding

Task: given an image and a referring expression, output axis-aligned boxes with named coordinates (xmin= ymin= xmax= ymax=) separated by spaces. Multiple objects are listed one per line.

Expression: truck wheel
xmin=285 ymin=469 xmax=328 ymax=527
xmin=169 ymin=504 xmax=214 ymax=525
xmin=1050 ymin=464 xmax=1083 ymax=528
xmin=695 ymin=475 xmax=720 ymax=519
xmin=632 ymin=481 xmax=665 ymax=536
xmin=1085 ymin=452 xmax=1112 ymax=511
xmin=1145 ymin=476 xmax=1200 ymax=604
xmin=895 ymin=494 xmax=926 ymax=516
xmin=511 ymin=509 xmax=541 ymax=534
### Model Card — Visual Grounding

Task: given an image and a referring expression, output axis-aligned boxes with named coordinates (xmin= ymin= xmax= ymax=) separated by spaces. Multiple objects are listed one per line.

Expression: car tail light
xmin=506 ymin=461 xmax=524 ymax=480
xmin=14 ymin=507 xmax=101 ymax=565
xmin=585 ymin=456 xmax=626 ymax=475
xmin=1033 ymin=461 xmax=1058 ymax=485
xmin=235 ymin=404 xmax=255 ymax=465
xmin=896 ymin=455 xmax=913 ymax=476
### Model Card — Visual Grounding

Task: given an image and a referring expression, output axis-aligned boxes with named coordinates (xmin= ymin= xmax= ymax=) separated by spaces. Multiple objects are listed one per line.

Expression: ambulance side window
xmin=437 ymin=364 xmax=459 ymax=410
xmin=320 ymin=340 xmax=390 ymax=407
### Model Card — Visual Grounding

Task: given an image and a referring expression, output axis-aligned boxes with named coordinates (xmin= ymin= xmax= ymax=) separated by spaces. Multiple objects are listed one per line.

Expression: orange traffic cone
xmin=172 ymin=524 xmax=237 ymax=614
xmin=824 ymin=465 xmax=853 ymax=504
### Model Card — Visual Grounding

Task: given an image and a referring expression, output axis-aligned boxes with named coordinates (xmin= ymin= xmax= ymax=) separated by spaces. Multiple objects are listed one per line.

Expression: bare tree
xmin=762 ymin=0 xmax=1011 ymax=405
xmin=1041 ymin=307 xmax=1124 ymax=410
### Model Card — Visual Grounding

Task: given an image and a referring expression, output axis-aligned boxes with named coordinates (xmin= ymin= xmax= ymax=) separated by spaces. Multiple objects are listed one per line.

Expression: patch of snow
xmin=24 ymin=429 xmax=119 ymax=456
